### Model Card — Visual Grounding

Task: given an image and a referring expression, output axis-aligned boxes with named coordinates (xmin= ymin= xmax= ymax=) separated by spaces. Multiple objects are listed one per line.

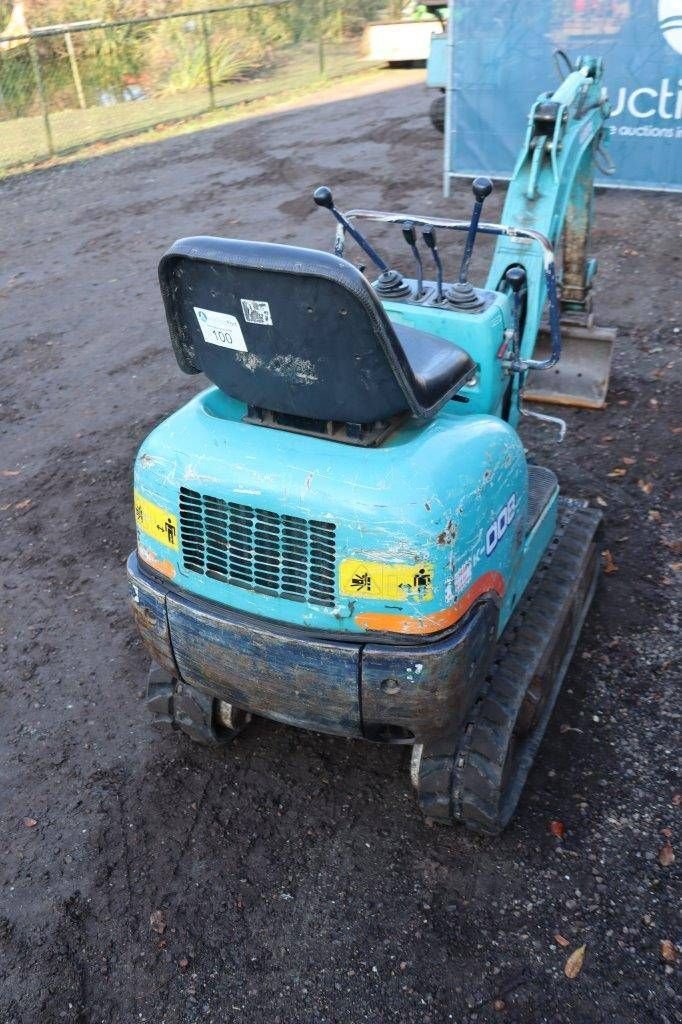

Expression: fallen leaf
xmin=660 ymin=939 xmax=678 ymax=963
xmin=622 ymin=456 xmax=636 ymax=465
xmin=648 ymin=510 xmax=662 ymax=522
xmin=564 ymin=944 xmax=586 ymax=978
xmin=673 ymin=793 xmax=682 ymax=807
xmin=659 ymin=842 xmax=675 ymax=867
xmin=607 ymin=467 xmax=627 ymax=478
xmin=602 ymin=550 xmax=618 ymax=574
xmin=601 ymin=435 xmax=614 ymax=442
xmin=1 ymin=470 xmax=20 ymax=477
xmin=555 ymin=933 xmax=570 ymax=947
xmin=549 ymin=819 xmax=566 ymax=838
xmin=23 ymin=817 xmax=37 ymax=828
xmin=595 ymin=496 xmax=608 ymax=507
xmin=14 ymin=498 xmax=31 ymax=510
xmin=671 ymin=562 xmax=682 ymax=573
xmin=663 ymin=539 xmax=682 ymax=555
xmin=179 ymin=957 xmax=190 ymax=972
xmin=149 ymin=909 xmax=167 ymax=935
xmin=493 ymin=999 xmax=506 ymax=1011
xmin=638 ymin=479 xmax=654 ymax=495
xmin=661 ymin=827 xmax=673 ymax=838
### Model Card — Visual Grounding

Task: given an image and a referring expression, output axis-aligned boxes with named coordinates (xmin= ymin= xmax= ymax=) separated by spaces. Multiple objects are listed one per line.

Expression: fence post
xmin=201 ymin=13 xmax=215 ymax=110
xmin=28 ymin=37 xmax=54 ymax=157
xmin=318 ymin=0 xmax=326 ymax=76
xmin=64 ymin=31 xmax=87 ymax=110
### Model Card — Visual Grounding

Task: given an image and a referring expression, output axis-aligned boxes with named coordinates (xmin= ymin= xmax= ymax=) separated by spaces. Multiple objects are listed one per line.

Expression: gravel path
xmin=0 ymin=73 xmax=680 ymax=1024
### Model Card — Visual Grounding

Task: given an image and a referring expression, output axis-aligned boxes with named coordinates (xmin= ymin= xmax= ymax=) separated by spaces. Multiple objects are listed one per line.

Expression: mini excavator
xmin=129 ymin=56 xmax=613 ymax=833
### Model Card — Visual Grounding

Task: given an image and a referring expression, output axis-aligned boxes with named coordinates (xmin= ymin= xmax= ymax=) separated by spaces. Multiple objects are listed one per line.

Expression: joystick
xmin=401 ymin=221 xmax=424 ymax=298
xmin=313 ymin=186 xmax=410 ymax=297
xmin=446 ymin=176 xmax=493 ymax=310
xmin=422 ymin=225 xmax=444 ymax=302
xmin=504 ymin=265 xmax=527 ymax=358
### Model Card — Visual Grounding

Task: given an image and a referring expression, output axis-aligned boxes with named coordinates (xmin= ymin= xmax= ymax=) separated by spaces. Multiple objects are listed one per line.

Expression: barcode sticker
xmin=194 ymin=306 xmax=247 ymax=351
xmin=240 ymin=299 xmax=273 ymax=326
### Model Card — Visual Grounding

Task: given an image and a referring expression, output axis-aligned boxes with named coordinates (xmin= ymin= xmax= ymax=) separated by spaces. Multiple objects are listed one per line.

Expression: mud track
xmin=1 ymin=75 xmax=680 ymax=1023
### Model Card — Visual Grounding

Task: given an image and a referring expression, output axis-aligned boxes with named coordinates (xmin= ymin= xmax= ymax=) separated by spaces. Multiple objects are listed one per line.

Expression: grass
xmin=0 ymin=42 xmax=377 ymax=172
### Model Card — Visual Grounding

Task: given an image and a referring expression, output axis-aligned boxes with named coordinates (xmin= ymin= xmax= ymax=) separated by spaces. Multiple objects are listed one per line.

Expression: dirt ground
xmin=1 ymin=73 xmax=680 ymax=1024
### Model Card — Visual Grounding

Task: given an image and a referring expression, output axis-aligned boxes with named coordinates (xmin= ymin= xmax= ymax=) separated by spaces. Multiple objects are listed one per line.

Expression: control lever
xmin=313 ymin=186 xmax=409 ymax=298
xmin=313 ymin=186 xmax=387 ymax=273
xmin=421 ymin=224 xmax=443 ymax=302
xmin=401 ymin=221 xmax=424 ymax=298
xmin=446 ymin=176 xmax=493 ymax=310
xmin=504 ymin=265 xmax=527 ymax=359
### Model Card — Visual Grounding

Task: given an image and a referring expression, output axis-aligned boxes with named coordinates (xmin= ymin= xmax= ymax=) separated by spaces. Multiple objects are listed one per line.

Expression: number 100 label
xmin=194 ymin=306 xmax=248 ymax=352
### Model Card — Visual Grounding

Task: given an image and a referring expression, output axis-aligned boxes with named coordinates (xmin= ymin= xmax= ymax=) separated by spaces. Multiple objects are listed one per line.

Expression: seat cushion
xmin=392 ymin=323 xmax=476 ymax=411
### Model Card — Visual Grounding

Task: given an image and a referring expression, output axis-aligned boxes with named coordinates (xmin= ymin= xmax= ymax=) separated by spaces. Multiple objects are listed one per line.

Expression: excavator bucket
xmin=524 ymin=322 xmax=616 ymax=410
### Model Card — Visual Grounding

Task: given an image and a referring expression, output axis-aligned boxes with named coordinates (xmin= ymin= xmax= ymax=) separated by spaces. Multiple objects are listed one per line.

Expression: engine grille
xmin=178 ymin=486 xmax=337 ymax=607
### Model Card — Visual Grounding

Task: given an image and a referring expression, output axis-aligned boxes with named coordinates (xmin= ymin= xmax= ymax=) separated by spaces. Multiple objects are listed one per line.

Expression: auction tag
xmin=340 ymin=559 xmax=433 ymax=602
xmin=134 ymin=490 xmax=178 ymax=550
xmin=193 ymin=306 xmax=247 ymax=351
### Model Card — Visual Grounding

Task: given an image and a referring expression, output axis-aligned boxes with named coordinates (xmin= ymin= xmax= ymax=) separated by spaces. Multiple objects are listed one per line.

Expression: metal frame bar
xmin=0 ymin=1 xmax=291 ymax=44
xmin=336 ymin=209 xmax=562 ymax=371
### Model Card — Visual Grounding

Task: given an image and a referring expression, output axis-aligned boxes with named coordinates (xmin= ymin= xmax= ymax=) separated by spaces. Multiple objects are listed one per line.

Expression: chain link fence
xmin=0 ymin=0 xmax=386 ymax=170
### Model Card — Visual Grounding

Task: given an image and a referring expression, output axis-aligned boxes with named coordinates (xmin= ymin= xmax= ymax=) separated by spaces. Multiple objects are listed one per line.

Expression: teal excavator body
xmin=129 ymin=56 xmax=610 ymax=833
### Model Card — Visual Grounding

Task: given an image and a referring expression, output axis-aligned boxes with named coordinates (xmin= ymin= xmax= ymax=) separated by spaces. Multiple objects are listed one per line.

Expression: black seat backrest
xmin=159 ymin=237 xmax=445 ymax=424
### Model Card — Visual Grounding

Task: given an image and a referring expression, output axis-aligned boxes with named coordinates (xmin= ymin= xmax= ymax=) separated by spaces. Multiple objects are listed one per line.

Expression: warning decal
xmin=134 ymin=491 xmax=178 ymax=551
xmin=340 ymin=559 xmax=433 ymax=602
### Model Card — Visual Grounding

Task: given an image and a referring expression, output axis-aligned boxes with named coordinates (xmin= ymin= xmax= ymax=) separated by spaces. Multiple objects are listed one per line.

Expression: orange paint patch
xmin=138 ymin=544 xmax=176 ymax=580
xmin=355 ymin=570 xmax=505 ymax=636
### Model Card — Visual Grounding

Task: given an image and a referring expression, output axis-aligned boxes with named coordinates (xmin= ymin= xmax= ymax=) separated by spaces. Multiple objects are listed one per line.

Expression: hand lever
xmin=504 ymin=266 xmax=526 ymax=359
xmin=401 ymin=221 xmax=424 ymax=298
xmin=446 ymin=177 xmax=493 ymax=310
xmin=313 ymin=186 xmax=388 ymax=274
xmin=458 ymin=176 xmax=493 ymax=284
xmin=422 ymin=224 xmax=443 ymax=302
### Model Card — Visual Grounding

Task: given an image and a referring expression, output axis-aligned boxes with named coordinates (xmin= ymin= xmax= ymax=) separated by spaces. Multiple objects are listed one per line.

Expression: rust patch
xmin=436 ymin=520 xmax=457 ymax=546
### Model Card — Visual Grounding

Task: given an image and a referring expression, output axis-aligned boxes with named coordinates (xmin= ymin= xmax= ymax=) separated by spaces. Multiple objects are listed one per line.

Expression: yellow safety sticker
xmin=134 ymin=490 xmax=178 ymax=551
xmin=340 ymin=559 xmax=433 ymax=602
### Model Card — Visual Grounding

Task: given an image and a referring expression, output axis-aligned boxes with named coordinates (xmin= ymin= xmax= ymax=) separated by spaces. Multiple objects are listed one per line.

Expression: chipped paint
xmin=138 ymin=544 xmax=176 ymax=580
xmin=436 ymin=519 xmax=457 ymax=546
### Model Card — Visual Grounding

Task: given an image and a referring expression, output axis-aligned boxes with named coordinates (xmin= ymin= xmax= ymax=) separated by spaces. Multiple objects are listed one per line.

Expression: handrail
xmin=335 ymin=209 xmax=562 ymax=371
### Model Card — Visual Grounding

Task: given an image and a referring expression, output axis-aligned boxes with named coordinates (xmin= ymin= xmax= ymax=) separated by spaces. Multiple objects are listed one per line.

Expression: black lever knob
xmin=402 ymin=221 xmax=417 ymax=247
xmin=312 ymin=184 xmax=389 ymax=275
xmin=401 ymin=220 xmax=423 ymax=298
xmin=422 ymin=224 xmax=443 ymax=302
xmin=313 ymin=185 xmax=335 ymax=209
xmin=505 ymin=266 xmax=526 ymax=358
xmin=505 ymin=266 xmax=526 ymax=292
xmin=422 ymin=225 xmax=437 ymax=250
xmin=472 ymin=176 xmax=493 ymax=203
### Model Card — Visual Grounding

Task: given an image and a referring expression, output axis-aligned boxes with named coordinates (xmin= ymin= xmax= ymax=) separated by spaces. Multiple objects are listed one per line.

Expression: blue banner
xmin=447 ymin=0 xmax=682 ymax=191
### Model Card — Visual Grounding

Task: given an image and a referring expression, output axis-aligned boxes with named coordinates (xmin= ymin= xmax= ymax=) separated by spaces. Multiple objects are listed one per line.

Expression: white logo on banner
xmin=659 ymin=0 xmax=682 ymax=55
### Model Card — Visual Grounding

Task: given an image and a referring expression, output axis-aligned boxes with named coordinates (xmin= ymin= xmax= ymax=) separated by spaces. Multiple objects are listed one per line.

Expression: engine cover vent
xmin=179 ymin=487 xmax=336 ymax=607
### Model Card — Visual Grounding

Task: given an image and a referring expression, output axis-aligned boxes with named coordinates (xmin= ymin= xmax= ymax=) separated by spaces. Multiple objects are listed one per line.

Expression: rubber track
xmin=145 ymin=665 xmax=247 ymax=747
xmin=453 ymin=500 xmax=601 ymax=833
xmin=417 ymin=499 xmax=601 ymax=833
